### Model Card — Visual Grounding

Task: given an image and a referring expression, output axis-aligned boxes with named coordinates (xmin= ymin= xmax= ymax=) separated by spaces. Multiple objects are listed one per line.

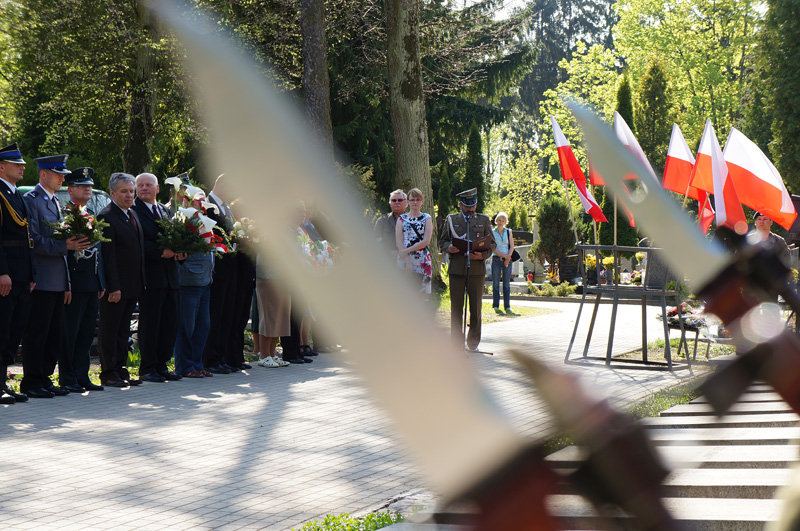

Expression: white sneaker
xmin=274 ymin=357 xmax=290 ymax=367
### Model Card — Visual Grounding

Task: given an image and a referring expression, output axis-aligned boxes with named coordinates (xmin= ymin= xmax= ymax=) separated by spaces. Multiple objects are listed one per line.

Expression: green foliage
xmin=340 ymin=163 xmax=379 ymax=218
xmin=293 ymin=511 xmax=402 ymax=531
xmin=464 ymin=122 xmax=485 ymax=212
xmin=531 ymin=192 xmax=574 ymax=274
xmin=519 ymin=206 xmax=530 ymax=231
xmin=634 ymin=59 xmax=672 ymax=172
xmin=436 ymin=162 xmax=452 ymax=219
xmin=615 ymin=73 xmax=635 ymax=128
xmin=615 ymin=0 xmax=761 ymax=143
xmin=157 ymin=216 xmax=214 ymax=255
xmin=763 ymin=0 xmax=800 ymax=193
xmin=597 ymin=186 xmax=638 ymax=250
xmin=508 ymin=206 xmax=519 ymax=230
xmin=49 ymin=203 xmax=110 ymax=243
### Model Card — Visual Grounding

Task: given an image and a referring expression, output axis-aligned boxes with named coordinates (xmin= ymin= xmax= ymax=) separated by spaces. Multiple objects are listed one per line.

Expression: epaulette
xmin=26 ymin=190 xmax=39 ymax=198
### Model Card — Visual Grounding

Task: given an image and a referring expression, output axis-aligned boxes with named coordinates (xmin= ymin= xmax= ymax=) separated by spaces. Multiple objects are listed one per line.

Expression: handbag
xmin=506 ymin=228 xmax=521 ymax=261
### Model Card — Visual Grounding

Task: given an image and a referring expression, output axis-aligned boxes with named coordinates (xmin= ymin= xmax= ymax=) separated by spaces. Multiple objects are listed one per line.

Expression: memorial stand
xmin=565 ymin=244 xmax=690 ymax=371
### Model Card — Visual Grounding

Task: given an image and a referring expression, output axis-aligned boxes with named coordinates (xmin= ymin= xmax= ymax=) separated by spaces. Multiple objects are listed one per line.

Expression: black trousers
xmin=60 ymin=291 xmax=99 ymax=387
xmin=203 ymin=256 xmax=238 ymax=367
xmin=98 ymin=296 xmax=137 ymax=381
xmin=138 ymin=287 xmax=178 ymax=375
xmin=281 ymin=307 xmax=302 ymax=361
xmin=21 ymin=290 xmax=64 ymax=392
xmin=226 ymin=255 xmax=255 ymax=367
xmin=449 ymin=274 xmax=484 ymax=349
xmin=0 ymin=282 xmax=31 ymax=375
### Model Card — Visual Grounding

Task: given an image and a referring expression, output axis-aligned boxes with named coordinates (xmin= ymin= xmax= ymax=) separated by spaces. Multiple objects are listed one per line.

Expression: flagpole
xmin=614 ymin=197 xmax=618 ymax=246
xmin=562 ymin=180 xmax=580 ymax=243
xmin=591 ymin=183 xmax=599 ymax=245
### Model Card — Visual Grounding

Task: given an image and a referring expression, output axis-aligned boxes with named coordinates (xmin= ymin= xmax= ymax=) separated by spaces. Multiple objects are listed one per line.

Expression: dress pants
xmin=21 ymin=290 xmax=64 ymax=392
xmin=175 ymin=285 xmax=211 ymax=375
xmin=0 ymin=282 xmax=31 ymax=375
xmin=226 ymin=255 xmax=255 ymax=367
xmin=203 ymin=256 xmax=237 ymax=368
xmin=60 ymin=291 xmax=99 ymax=387
xmin=138 ymin=287 xmax=179 ymax=375
xmin=281 ymin=310 xmax=302 ymax=361
xmin=449 ymin=274 xmax=484 ymax=350
xmin=98 ymin=296 xmax=138 ymax=381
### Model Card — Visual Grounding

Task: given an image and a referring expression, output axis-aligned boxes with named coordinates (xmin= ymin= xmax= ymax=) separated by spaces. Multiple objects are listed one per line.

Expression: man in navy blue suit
xmin=21 ymin=154 xmax=91 ymax=398
xmin=0 ymin=143 xmax=33 ymax=404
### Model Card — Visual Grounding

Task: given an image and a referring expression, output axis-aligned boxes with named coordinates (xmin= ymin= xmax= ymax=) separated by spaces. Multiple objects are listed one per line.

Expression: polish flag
xmin=550 ymin=116 xmax=607 ymax=222
xmin=723 ymin=127 xmax=797 ymax=230
xmin=690 ymin=119 xmax=747 ymax=231
xmin=663 ymin=124 xmax=700 ymax=200
xmin=613 ymin=111 xmax=659 ymax=183
xmin=698 ymin=195 xmax=715 ymax=234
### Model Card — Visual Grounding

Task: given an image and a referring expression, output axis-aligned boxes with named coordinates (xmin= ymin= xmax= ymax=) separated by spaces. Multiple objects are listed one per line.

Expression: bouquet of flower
xmin=585 ymin=254 xmax=597 ymax=270
xmin=297 ymin=227 xmax=338 ymax=268
xmin=602 ymin=256 xmax=615 ymax=267
xmin=49 ymin=203 xmax=110 ymax=243
xmin=157 ymin=208 xmax=215 ymax=254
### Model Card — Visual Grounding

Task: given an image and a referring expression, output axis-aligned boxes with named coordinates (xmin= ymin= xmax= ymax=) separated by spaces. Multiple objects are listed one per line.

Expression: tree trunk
xmin=384 ymin=0 xmax=441 ymax=287
xmin=300 ymin=0 xmax=334 ymax=155
xmin=123 ymin=3 xmax=154 ymax=176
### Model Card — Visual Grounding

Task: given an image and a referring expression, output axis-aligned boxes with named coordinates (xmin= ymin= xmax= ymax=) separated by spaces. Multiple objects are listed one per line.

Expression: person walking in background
xmin=491 ymin=212 xmax=514 ymax=314
xmin=395 ymin=187 xmax=432 ymax=297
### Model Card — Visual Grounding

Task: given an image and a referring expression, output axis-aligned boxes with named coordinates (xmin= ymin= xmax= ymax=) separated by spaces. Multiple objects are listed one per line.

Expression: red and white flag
xmin=691 ymin=119 xmax=747 ymax=231
xmin=613 ymin=111 xmax=659 ymax=183
xmin=723 ymin=127 xmax=797 ymax=230
xmin=550 ymin=116 xmax=607 ymax=222
xmin=662 ymin=123 xmax=714 ymax=234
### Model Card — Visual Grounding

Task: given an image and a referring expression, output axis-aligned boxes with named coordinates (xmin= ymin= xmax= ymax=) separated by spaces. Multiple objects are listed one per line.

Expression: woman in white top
xmin=395 ymin=187 xmax=433 ymax=295
xmin=491 ymin=212 xmax=514 ymax=313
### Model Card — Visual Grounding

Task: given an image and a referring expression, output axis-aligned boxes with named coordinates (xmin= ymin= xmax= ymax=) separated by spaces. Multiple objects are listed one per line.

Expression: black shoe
xmin=240 ymin=363 xmax=252 ymax=370
xmin=207 ymin=365 xmax=231 ymax=374
xmin=64 ymin=384 xmax=85 ymax=393
xmin=79 ymin=382 xmax=104 ymax=391
xmin=300 ymin=346 xmax=318 ymax=357
xmin=162 ymin=372 xmax=182 ymax=381
xmin=228 ymin=365 xmax=242 ymax=373
xmin=101 ymin=378 xmax=127 ymax=387
xmin=141 ymin=373 xmax=166 ymax=383
xmin=26 ymin=387 xmax=55 ymax=398
xmin=46 ymin=385 xmax=70 ymax=396
xmin=0 ymin=394 xmax=13 ymax=404
xmin=301 ymin=357 xmax=313 ymax=363
xmin=126 ymin=379 xmax=142 ymax=386
xmin=220 ymin=362 xmax=234 ymax=371
xmin=287 ymin=358 xmax=305 ymax=365
xmin=2 ymin=384 xmax=28 ymax=402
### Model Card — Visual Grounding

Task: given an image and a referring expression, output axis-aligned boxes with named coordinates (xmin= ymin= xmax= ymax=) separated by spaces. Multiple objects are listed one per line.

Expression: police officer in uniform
xmin=60 ymin=168 xmax=105 ymax=392
xmin=440 ymin=188 xmax=494 ymax=351
xmin=21 ymin=154 xmax=91 ymax=398
xmin=0 ymin=143 xmax=33 ymax=404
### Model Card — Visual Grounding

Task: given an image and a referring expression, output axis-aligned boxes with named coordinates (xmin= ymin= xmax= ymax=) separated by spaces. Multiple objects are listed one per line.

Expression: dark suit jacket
xmin=133 ymin=198 xmax=178 ymax=290
xmin=0 ymin=179 xmax=33 ymax=283
xmin=99 ymin=202 xmax=145 ymax=298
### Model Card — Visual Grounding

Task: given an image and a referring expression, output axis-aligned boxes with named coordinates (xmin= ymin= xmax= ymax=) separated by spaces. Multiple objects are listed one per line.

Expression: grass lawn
xmin=434 ymin=294 xmax=557 ymax=326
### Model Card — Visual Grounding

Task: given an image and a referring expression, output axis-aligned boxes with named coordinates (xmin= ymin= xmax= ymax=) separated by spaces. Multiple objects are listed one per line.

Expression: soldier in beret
xmin=440 ymin=188 xmax=494 ymax=352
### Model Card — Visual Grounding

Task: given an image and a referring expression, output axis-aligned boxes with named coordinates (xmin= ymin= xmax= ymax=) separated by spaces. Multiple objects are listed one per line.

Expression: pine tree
xmin=437 ymin=163 xmax=452 ymax=220
xmin=531 ymin=192 xmax=574 ymax=277
xmin=597 ymin=186 xmax=638 ymax=251
xmin=616 ymin=73 xmax=634 ymax=128
xmin=634 ymin=59 xmax=672 ymax=174
xmin=509 ymin=206 xmax=519 ymax=230
xmin=519 ymin=206 xmax=530 ymax=231
xmin=464 ymin=122 xmax=486 ymax=212
xmin=763 ymin=0 xmax=800 ymax=192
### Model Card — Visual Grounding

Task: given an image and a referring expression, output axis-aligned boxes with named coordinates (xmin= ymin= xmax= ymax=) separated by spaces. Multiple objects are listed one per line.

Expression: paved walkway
xmin=0 ymin=299 xmax=708 ymax=530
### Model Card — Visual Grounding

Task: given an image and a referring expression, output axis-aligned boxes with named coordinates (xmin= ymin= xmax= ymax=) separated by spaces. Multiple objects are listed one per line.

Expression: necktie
xmin=52 ymin=196 xmax=60 ymax=214
xmin=152 ymin=204 xmax=160 ymax=220
xmin=128 ymin=211 xmax=137 ymax=231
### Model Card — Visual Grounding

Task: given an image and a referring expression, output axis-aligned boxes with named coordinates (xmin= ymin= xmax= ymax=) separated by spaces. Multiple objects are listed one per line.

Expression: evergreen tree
xmin=509 ymin=206 xmax=519 ymax=230
xmin=531 ymin=192 xmax=574 ymax=278
xmin=616 ymin=73 xmax=634 ymax=128
xmin=464 ymin=122 xmax=486 ymax=212
xmin=597 ymin=186 xmax=638 ymax=252
xmin=634 ymin=59 xmax=672 ymax=173
xmin=437 ymin=163 xmax=452 ymax=220
xmin=519 ymin=206 xmax=530 ymax=231
xmin=763 ymin=0 xmax=800 ymax=192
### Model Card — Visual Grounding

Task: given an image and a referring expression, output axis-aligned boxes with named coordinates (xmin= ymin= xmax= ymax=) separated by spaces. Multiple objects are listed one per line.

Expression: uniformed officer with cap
xmin=21 ymin=154 xmax=92 ymax=398
xmin=0 ymin=142 xmax=33 ymax=403
xmin=440 ymin=187 xmax=494 ymax=351
xmin=60 ymin=167 xmax=105 ymax=392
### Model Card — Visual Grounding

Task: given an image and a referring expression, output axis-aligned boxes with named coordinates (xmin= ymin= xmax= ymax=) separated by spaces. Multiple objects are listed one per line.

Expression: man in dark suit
xmin=21 ymin=154 xmax=92 ymax=398
xmin=440 ymin=188 xmax=494 ymax=352
xmin=98 ymin=172 xmax=145 ymax=387
xmin=0 ymin=143 xmax=33 ymax=404
xmin=60 ymin=168 xmax=105 ymax=393
xmin=133 ymin=172 xmax=183 ymax=382
xmin=202 ymin=176 xmax=241 ymax=373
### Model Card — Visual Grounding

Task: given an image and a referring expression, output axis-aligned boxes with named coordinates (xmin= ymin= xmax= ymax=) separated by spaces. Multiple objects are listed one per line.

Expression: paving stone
xmin=660 ymin=401 xmax=795 ymax=416
xmin=647 ymin=426 xmax=800 ymax=446
xmin=641 ymin=412 xmax=800 ymax=429
xmin=661 ymin=468 xmax=791 ymax=498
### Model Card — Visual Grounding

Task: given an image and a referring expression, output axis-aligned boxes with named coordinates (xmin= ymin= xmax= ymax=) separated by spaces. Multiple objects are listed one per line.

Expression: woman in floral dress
xmin=395 ymin=188 xmax=433 ymax=295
